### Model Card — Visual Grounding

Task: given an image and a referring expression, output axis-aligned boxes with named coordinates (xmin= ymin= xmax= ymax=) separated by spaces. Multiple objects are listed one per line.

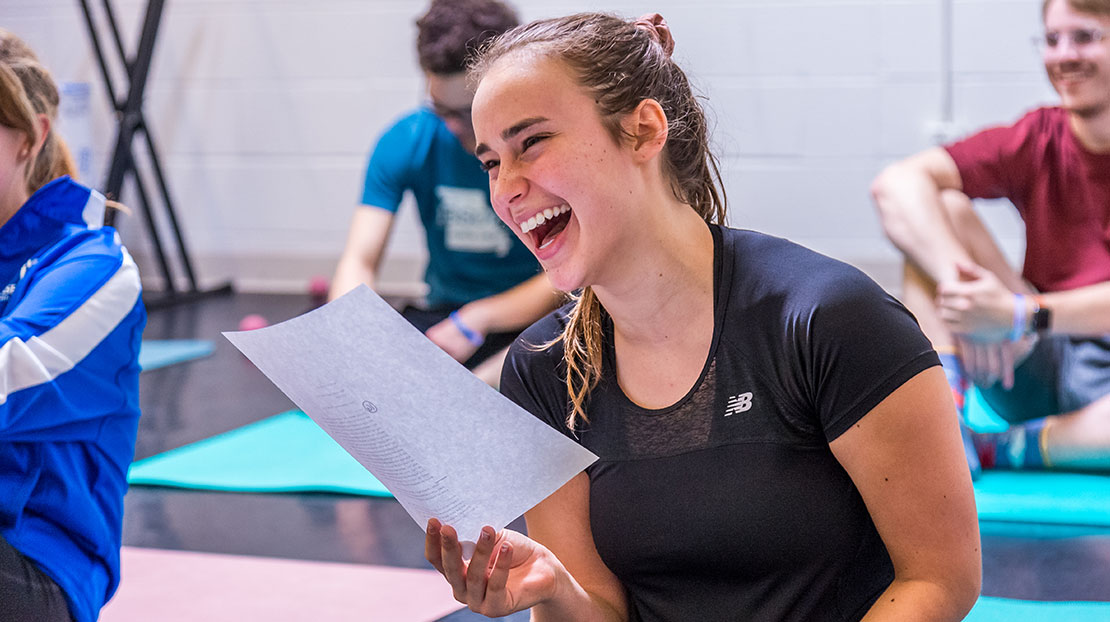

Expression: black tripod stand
xmin=78 ymin=0 xmax=232 ymax=308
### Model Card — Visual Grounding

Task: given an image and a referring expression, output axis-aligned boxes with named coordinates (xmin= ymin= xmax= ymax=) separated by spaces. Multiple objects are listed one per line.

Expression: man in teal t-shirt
xmin=331 ymin=0 xmax=560 ymax=385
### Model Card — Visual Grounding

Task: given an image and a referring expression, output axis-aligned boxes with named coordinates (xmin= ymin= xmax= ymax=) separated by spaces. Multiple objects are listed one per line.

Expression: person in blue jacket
xmin=0 ymin=30 xmax=145 ymax=622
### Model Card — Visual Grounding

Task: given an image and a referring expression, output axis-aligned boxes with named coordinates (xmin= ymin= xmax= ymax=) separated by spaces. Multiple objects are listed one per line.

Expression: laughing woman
xmin=425 ymin=13 xmax=980 ymax=622
xmin=0 ymin=31 xmax=145 ymax=622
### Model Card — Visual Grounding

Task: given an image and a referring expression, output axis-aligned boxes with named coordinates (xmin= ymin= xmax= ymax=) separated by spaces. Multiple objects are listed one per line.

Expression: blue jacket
xmin=0 ymin=177 xmax=145 ymax=622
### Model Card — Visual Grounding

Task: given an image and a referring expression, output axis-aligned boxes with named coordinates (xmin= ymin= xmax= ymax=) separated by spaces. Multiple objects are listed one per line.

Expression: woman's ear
xmin=625 ymin=98 xmax=668 ymax=161
xmin=18 ymin=113 xmax=51 ymax=163
xmin=31 ymin=113 xmax=50 ymax=155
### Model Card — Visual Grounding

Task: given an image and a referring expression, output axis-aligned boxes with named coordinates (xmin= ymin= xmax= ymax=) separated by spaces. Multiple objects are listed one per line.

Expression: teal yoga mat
xmin=128 ymin=411 xmax=1110 ymax=527
xmin=139 ymin=339 xmax=216 ymax=371
xmin=966 ymin=596 xmax=1110 ymax=621
xmin=127 ymin=410 xmax=392 ymax=497
xmin=974 ymin=471 xmax=1110 ymax=527
xmin=965 ymin=388 xmax=1110 ymax=527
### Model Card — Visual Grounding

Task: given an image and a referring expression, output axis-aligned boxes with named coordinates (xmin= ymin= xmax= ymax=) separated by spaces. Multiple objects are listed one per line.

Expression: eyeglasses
xmin=426 ymin=100 xmax=472 ymax=124
xmin=1034 ymin=28 xmax=1107 ymax=51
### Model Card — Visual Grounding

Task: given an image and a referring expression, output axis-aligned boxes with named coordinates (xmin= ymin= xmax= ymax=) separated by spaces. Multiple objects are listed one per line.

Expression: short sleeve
xmin=499 ymin=308 xmax=577 ymax=440
xmin=360 ymin=116 xmax=420 ymax=212
xmin=800 ymin=268 xmax=940 ymax=441
xmin=944 ymin=109 xmax=1043 ymax=201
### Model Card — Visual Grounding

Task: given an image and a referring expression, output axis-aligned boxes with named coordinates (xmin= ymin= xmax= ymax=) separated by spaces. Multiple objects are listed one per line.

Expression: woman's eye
xmin=480 ymin=159 xmax=499 ymax=172
xmin=522 ymin=134 xmax=548 ymax=151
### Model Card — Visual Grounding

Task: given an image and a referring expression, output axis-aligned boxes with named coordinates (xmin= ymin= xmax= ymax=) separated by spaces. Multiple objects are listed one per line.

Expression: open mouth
xmin=520 ymin=204 xmax=572 ymax=250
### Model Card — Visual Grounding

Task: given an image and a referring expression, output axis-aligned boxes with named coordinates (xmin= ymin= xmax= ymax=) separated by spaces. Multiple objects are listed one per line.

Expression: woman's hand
xmin=425 ymin=519 xmax=561 ymax=618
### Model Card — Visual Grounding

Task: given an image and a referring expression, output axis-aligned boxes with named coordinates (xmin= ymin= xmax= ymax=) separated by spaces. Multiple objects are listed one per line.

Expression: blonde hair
xmin=472 ymin=14 xmax=727 ymax=429
xmin=0 ymin=29 xmax=77 ymax=194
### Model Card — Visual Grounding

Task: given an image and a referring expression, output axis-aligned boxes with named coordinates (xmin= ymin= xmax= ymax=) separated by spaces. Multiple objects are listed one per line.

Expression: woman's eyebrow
xmin=502 ymin=117 xmax=549 ymax=141
xmin=475 ymin=117 xmax=550 ymax=157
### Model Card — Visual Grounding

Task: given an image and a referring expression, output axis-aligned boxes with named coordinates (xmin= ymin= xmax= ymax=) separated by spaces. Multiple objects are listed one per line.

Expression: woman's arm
xmin=1 ymin=245 xmax=141 ymax=437
xmin=425 ymin=472 xmax=628 ymax=621
xmin=830 ymin=366 xmax=981 ymax=621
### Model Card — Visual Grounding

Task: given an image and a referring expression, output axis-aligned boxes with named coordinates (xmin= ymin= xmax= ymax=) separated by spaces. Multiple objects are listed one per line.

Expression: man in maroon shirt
xmin=871 ymin=0 xmax=1110 ymax=477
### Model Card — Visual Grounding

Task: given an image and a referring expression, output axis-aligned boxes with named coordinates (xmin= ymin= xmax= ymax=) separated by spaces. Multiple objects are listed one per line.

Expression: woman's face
xmin=472 ymin=54 xmax=641 ymax=292
xmin=0 ymin=123 xmax=31 ymax=222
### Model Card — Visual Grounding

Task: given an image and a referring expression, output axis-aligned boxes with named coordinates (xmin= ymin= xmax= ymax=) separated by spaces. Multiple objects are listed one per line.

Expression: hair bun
xmin=634 ymin=13 xmax=675 ymax=57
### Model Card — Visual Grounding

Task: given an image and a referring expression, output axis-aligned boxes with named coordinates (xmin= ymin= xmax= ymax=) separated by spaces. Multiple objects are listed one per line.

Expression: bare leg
xmin=902 ymin=262 xmax=953 ymax=350
xmin=1042 ymin=394 xmax=1110 ymax=470
xmin=897 ymin=192 xmax=1110 ymax=471
xmin=900 ymin=190 xmax=1025 ymax=351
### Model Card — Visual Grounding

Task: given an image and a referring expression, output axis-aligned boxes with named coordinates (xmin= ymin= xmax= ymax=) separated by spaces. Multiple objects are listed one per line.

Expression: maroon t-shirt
xmin=945 ymin=106 xmax=1110 ymax=292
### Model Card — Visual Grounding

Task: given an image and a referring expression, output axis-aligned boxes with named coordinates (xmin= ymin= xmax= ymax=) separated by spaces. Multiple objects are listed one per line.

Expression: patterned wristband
xmin=1011 ymin=293 xmax=1027 ymax=342
xmin=449 ymin=311 xmax=485 ymax=347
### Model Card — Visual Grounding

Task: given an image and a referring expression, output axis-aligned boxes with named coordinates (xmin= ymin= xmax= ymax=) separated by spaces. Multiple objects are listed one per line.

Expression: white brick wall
xmin=0 ymin=0 xmax=1055 ymax=293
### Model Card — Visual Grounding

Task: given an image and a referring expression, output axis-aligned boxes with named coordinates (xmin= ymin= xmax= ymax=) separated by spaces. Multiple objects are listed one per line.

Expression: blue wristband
xmin=449 ymin=311 xmax=485 ymax=347
xmin=1011 ymin=293 xmax=1027 ymax=342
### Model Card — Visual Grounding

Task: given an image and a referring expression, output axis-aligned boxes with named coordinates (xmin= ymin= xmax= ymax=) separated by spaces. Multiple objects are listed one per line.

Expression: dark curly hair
xmin=416 ymin=0 xmax=519 ymax=75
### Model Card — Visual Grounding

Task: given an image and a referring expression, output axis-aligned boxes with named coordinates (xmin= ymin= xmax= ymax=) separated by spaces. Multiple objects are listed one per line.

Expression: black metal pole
xmin=77 ymin=0 xmax=120 ymax=108
xmin=100 ymin=0 xmax=133 ymax=76
xmin=77 ymin=0 xmax=233 ymax=305
xmin=127 ymin=161 xmax=177 ymax=295
xmin=141 ymin=126 xmax=199 ymax=290
xmin=102 ymin=0 xmax=164 ymax=212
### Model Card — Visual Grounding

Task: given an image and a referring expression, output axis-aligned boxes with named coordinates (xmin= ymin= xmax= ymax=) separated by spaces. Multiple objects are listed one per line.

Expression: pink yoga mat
xmin=100 ymin=547 xmax=462 ymax=622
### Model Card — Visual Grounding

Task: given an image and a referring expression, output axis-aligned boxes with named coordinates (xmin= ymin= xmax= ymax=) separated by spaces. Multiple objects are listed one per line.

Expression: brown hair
xmin=0 ymin=29 xmax=76 ymax=194
xmin=416 ymin=0 xmax=519 ymax=75
xmin=471 ymin=13 xmax=728 ymax=429
xmin=1043 ymin=0 xmax=1110 ymax=16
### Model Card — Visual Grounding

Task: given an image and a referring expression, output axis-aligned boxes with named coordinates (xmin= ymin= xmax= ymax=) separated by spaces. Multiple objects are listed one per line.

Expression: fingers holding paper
xmin=426 ymin=518 xmax=558 ymax=617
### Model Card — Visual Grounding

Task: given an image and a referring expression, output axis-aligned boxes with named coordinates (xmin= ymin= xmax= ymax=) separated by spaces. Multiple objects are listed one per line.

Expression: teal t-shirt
xmin=361 ymin=107 xmax=540 ymax=308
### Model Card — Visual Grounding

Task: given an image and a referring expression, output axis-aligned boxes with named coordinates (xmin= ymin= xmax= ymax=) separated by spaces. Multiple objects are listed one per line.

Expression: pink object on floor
xmin=309 ymin=276 xmax=330 ymax=300
xmin=100 ymin=547 xmax=461 ymax=622
xmin=238 ymin=314 xmax=269 ymax=331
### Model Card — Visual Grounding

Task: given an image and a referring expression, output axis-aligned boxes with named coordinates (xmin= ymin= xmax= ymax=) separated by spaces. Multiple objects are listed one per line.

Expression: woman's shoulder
xmin=721 ymin=227 xmax=879 ymax=298
xmin=500 ymin=302 xmax=576 ymax=433
xmin=508 ymin=301 xmax=573 ymax=368
xmin=44 ymin=225 xmax=130 ymax=269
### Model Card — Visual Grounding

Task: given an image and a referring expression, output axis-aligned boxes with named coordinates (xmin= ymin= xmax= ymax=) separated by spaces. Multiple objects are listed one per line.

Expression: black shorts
xmin=401 ymin=306 xmax=521 ymax=369
xmin=0 ymin=531 xmax=73 ymax=622
xmin=977 ymin=335 xmax=1110 ymax=423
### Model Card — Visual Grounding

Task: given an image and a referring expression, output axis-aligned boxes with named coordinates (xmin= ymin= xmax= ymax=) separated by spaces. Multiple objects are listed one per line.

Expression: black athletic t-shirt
xmin=500 ymin=225 xmax=939 ymax=622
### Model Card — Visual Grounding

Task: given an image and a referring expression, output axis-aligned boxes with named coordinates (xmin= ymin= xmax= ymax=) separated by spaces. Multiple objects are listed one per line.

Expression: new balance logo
xmin=725 ymin=392 xmax=753 ymax=416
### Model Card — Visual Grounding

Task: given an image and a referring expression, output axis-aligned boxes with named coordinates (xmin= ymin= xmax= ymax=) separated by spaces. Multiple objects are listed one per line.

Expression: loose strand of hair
xmin=561 ymin=287 xmax=604 ymax=429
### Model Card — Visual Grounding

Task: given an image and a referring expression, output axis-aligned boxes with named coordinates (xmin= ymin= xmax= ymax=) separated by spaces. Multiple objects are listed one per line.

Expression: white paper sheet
xmin=223 ymin=286 xmax=597 ymax=547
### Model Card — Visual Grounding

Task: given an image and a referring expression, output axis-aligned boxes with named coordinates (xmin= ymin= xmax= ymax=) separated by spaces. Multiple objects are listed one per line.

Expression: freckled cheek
xmin=491 ymin=206 xmax=516 ymax=232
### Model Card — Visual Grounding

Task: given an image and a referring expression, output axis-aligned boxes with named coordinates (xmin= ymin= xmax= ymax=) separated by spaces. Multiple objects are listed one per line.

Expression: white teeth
xmin=520 ymin=204 xmax=570 ymax=234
